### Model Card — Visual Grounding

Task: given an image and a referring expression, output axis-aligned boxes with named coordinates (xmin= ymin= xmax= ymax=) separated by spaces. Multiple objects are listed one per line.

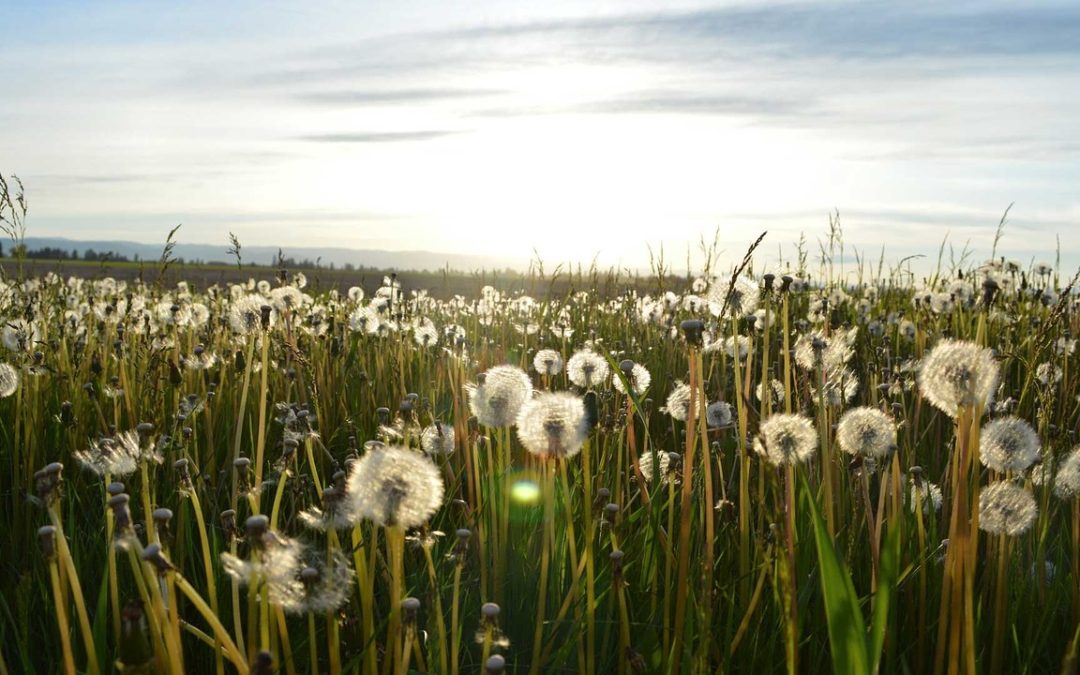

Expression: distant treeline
xmin=1 ymin=242 xmax=428 ymax=272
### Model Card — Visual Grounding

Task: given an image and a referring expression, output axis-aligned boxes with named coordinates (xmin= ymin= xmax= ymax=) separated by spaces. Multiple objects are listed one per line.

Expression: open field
xmin=1 ymin=255 xmax=1079 ymax=674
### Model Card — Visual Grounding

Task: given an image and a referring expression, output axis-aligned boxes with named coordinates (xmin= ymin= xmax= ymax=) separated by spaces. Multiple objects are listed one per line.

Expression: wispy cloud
xmin=297 ymin=130 xmax=462 ymax=143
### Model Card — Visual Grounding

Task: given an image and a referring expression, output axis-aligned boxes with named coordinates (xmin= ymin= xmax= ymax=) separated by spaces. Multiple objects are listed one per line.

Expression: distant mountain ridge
xmin=17 ymin=237 xmax=529 ymax=273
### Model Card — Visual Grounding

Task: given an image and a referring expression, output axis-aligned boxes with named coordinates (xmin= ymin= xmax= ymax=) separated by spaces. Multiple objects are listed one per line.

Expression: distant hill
xmin=17 ymin=237 xmax=530 ymax=273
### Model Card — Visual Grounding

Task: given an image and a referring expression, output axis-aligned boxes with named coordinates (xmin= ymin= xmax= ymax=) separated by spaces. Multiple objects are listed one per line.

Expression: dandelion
xmin=345 ymin=446 xmax=444 ymax=529
xmin=754 ymin=414 xmax=818 ymax=466
xmin=284 ymin=552 xmax=355 ymax=615
xmin=1054 ymin=446 xmax=1080 ymax=500
xmin=466 ymin=365 xmax=533 ymax=428
xmin=662 ymin=382 xmax=704 ymax=422
xmin=708 ymin=275 xmax=759 ymax=319
xmin=811 ymin=366 xmax=859 ymax=407
xmin=74 ymin=434 xmax=142 ymax=478
xmin=349 ymin=306 xmax=381 ymax=335
xmin=612 ymin=361 xmax=651 ymax=396
xmin=269 ymin=286 xmax=305 ymax=313
xmin=413 ymin=323 xmax=439 ymax=348
xmin=979 ymin=482 xmax=1038 ymax=536
xmin=917 ymin=339 xmax=1000 ymax=417
xmin=755 ymin=379 xmax=785 ymax=407
xmin=793 ymin=328 xmax=857 ymax=372
xmin=566 ymin=349 xmax=610 ymax=388
xmin=229 ymin=295 xmax=273 ymax=334
xmin=532 ymin=349 xmax=563 ymax=376
xmin=910 ymin=480 xmax=943 ymax=513
xmin=0 ymin=363 xmax=19 ymax=397
xmin=421 ymin=422 xmax=455 ymax=456
xmin=515 ymin=392 xmax=588 ymax=460
xmin=221 ymin=516 xmax=306 ymax=607
xmin=1035 ymin=362 xmax=1062 ymax=386
xmin=979 ymin=416 xmax=1040 ymax=473
xmin=637 ymin=451 xmax=678 ymax=485
xmin=706 ymin=401 xmax=733 ymax=428
xmin=836 ymin=407 xmax=896 ymax=459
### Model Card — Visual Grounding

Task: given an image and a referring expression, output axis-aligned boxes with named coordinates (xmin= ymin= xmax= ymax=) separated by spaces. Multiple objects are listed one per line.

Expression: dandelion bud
xmin=401 ymin=597 xmax=421 ymax=625
xmin=107 ymin=481 xmax=126 ymax=496
xmin=680 ymin=319 xmax=704 ymax=346
xmin=603 ymin=502 xmax=620 ymax=525
xmin=281 ymin=438 xmax=299 ymax=462
xmin=259 ymin=305 xmax=272 ymax=329
xmin=153 ymin=508 xmax=173 ymax=540
xmin=38 ymin=525 xmax=57 ymax=560
xmin=253 ymin=650 xmax=275 ymax=675
xmin=141 ymin=543 xmax=173 ymax=574
xmin=220 ymin=509 xmax=238 ymax=540
xmin=399 ymin=399 xmax=414 ymax=422
xmin=485 ymin=655 xmax=506 ymax=674
xmin=376 ymin=407 xmax=391 ymax=425
xmin=481 ymin=602 xmax=501 ymax=624
xmin=234 ymin=456 xmax=251 ymax=477
xmin=763 ymin=273 xmax=776 ymax=291
xmin=60 ymin=400 xmax=74 ymax=426
xmin=610 ymin=549 xmax=625 ymax=576
xmin=780 ymin=275 xmax=793 ymax=292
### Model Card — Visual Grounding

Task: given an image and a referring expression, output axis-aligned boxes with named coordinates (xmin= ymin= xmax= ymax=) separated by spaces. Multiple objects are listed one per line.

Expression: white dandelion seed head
xmin=1054 ymin=446 xmax=1080 ymax=500
xmin=269 ymin=286 xmax=306 ymax=313
xmin=637 ymin=450 xmax=677 ymax=486
xmin=515 ymin=392 xmax=588 ymax=460
xmin=837 ymin=407 xmax=897 ymax=459
xmin=532 ymin=349 xmax=564 ymax=376
xmin=979 ymin=416 xmax=1041 ymax=473
xmin=811 ymin=366 xmax=860 ymax=407
xmin=612 ymin=362 xmax=651 ymax=397
xmin=979 ymin=482 xmax=1037 ymax=537
xmin=754 ymin=414 xmax=818 ymax=466
xmin=755 ymin=379 xmax=785 ymax=407
xmin=566 ymin=349 xmax=610 ymax=389
xmin=421 ymin=422 xmax=456 ymax=457
xmin=1035 ymin=362 xmax=1062 ymax=386
xmin=661 ymin=382 xmax=705 ymax=422
xmin=0 ymin=363 xmax=19 ymax=398
xmin=706 ymin=401 xmax=733 ymax=429
xmin=466 ymin=365 xmax=533 ymax=428
xmin=917 ymin=339 xmax=1000 ymax=418
xmin=345 ymin=445 xmax=444 ymax=529
xmin=413 ymin=323 xmax=439 ymax=348
xmin=284 ymin=552 xmax=355 ymax=615
xmin=909 ymin=481 xmax=943 ymax=513
xmin=229 ymin=295 xmax=275 ymax=334
xmin=707 ymin=275 xmax=760 ymax=319
xmin=222 ymin=529 xmax=306 ymax=608
xmin=794 ymin=328 xmax=857 ymax=372
xmin=74 ymin=434 xmax=141 ymax=478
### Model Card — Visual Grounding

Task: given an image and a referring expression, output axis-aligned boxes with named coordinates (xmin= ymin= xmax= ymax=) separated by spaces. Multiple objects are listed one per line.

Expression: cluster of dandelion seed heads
xmin=465 ymin=365 xmax=532 ymax=428
xmin=515 ymin=392 xmax=588 ymax=460
xmin=221 ymin=529 xmax=307 ymax=608
xmin=0 ymin=363 xmax=19 ymax=398
xmin=612 ymin=362 xmax=651 ymax=397
xmin=918 ymin=339 xmax=1000 ymax=417
xmin=979 ymin=416 xmax=1041 ymax=473
xmin=345 ymin=445 xmax=444 ymax=529
xmin=567 ymin=349 xmax=610 ymax=389
xmin=837 ymin=407 xmax=896 ymax=459
xmin=754 ymin=414 xmax=818 ymax=466
xmin=637 ymin=450 xmax=678 ymax=485
xmin=979 ymin=481 xmax=1038 ymax=536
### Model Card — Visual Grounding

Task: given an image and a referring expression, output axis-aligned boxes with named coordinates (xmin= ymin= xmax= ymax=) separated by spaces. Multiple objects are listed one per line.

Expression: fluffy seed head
xmin=532 ymin=349 xmax=563 ymax=376
xmin=918 ymin=339 xmax=999 ymax=417
xmin=345 ymin=446 xmax=444 ymax=529
xmin=754 ymin=414 xmax=818 ymax=466
xmin=466 ymin=365 xmax=532 ymax=428
xmin=0 ymin=363 xmax=19 ymax=398
xmin=837 ymin=407 xmax=896 ymax=459
xmin=979 ymin=416 xmax=1040 ymax=473
xmin=421 ymin=422 xmax=456 ymax=457
xmin=515 ymin=392 xmax=588 ymax=460
xmin=1054 ymin=446 xmax=1080 ymax=500
xmin=979 ymin=482 xmax=1037 ymax=536
xmin=566 ymin=349 xmax=610 ymax=388
xmin=612 ymin=362 xmax=651 ymax=396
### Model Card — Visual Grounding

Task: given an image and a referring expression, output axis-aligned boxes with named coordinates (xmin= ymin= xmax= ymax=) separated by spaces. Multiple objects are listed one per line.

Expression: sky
xmin=3 ymin=0 xmax=1080 ymax=276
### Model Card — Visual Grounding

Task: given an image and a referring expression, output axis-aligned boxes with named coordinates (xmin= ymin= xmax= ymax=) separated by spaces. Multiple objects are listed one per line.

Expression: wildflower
xmin=793 ymin=328 xmax=857 ymax=372
xmin=566 ymin=349 xmax=610 ymax=388
xmin=230 ymin=295 xmax=274 ymax=334
xmin=421 ymin=422 xmax=456 ymax=456
xmin=612 ymin=361 xmax=651 ymax=397
xmin=465 ymin=365 xmax=533 ymax=428
xmin=754 ymin=414 xmax=818 ymax=466
xmin=269 ymin=286 xmax=305 ymax=313
xmin=706 ymin=401 xmax=733 ymax=428
xmin=533 ymin=349 xmax=563 ymax=376
xmin=708 ymin=275 xmax=759 ymax=319
xmin=297 ymin=486 xmax=354 ymax=532
xmin=413 ymin=323 xmax=439 ymax=348
xmin=755 ymin=379 xmax=785 ymax=407
xmin=74 ymin=434 xmax=142 ymax=478
xmin=662 ymin=382 xmax=705 ymax=422
xmin=0 ymin=363 xmax=19 ymax=398
xmin=345 ymin=446 xmax=444 ymax=529
xmin=515 ymin=392 xmax=588 ymax=460
xmin=221 ymin=516 xmax=306 ymax=607
xmin=637 ymin=450 xmax=678 ymax=485
xmin=979 ymin=416 xmax=1040 ymax=473
xmin=2 ymin=319 xmax=38 ymax=352
xmin=909 ymin=480 xmax=943 ymax=513
xmin=284 ymin=552 xmax=355 ymax=615
xmin=837 ymin=407 xmax=896 ymax=459
xmin=1054 ymin=446 xmax=1080 ymax=500
xmin=979 ymin=482 xmax=1037 ymax=536
xmin=917 ymin=339 xmax=999 ymax=417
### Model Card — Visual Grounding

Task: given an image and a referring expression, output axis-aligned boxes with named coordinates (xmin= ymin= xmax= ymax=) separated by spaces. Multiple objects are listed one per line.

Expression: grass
xmin=0 ymin=244 xmax=1078 ymax=674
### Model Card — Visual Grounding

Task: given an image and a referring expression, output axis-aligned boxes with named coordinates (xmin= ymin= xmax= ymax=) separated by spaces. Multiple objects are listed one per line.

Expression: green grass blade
xmin=870 ymin=521 xmax=900 ymax=673
xmin=802 ymin=475 xmax=870 ymax=675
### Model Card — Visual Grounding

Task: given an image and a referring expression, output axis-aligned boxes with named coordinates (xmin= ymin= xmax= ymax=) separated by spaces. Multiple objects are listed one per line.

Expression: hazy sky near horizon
xmin=3 ymin=1 xmax=1080 ymax=274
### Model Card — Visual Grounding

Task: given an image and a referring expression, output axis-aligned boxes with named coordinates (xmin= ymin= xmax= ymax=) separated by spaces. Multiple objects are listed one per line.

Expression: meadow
xmin=1 ymin=235 xmax=1079 ymax=675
